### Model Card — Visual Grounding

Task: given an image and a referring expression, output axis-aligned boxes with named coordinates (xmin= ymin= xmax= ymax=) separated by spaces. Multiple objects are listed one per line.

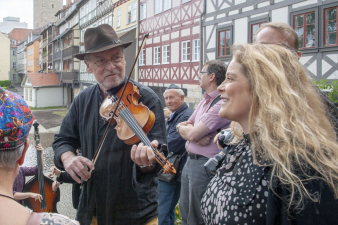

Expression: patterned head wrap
xmin=0 ymin=88 xmax=34 ymax=150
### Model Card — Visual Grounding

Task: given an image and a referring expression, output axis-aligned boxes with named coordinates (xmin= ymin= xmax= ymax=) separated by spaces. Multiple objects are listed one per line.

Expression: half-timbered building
xmin=78 ymin=0 xmax=114 ymax=91
xmin=138 ymin=0 xmax=203 ymax=108
xmin=202 ymin=0 xmax=338 ymax=83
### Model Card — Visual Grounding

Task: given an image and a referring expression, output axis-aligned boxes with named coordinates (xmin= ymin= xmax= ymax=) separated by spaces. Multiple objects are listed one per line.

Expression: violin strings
xmin=119 ymin=108 xmax=164 ymax=163
xmin=36 ymin=147 xmax=46 ymax=209
xmin=110 ymin=96 xmax=165 ymax=164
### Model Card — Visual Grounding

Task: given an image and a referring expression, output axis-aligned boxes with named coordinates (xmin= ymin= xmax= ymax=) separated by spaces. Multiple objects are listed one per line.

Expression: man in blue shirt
xmin=158 ymin=84 xmax=193 ymax=225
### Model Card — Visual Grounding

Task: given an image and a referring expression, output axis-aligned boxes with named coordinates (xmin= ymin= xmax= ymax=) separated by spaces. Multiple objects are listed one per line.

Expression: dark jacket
xmin=266 ymin=167 xmax=338 ymax=225
xmin=56 ymin=172 xmax=80 ymax=209
xmin=166 ymin=103 xmax=193 ymax=181
xmin=53 ymin=81 xmax=167 ymax=225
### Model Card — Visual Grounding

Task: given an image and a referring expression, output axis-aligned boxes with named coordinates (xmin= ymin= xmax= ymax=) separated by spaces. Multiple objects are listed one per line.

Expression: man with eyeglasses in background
xmin=176 ymin=60 xmax=231 ymax=225
xmin=53 ymin=24 xmax=167 ymax=225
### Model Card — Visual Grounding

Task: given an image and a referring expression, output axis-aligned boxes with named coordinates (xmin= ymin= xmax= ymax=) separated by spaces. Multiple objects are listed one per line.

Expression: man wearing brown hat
xmin=53 ymin=24 xmax=167 ymax=225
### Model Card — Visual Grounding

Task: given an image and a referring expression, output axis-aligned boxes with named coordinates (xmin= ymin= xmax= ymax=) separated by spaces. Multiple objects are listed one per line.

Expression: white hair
xmin=0 ymin=144 xmax=25 ymax=169
xmin=163 ymin=89 xmax=185 ymax=97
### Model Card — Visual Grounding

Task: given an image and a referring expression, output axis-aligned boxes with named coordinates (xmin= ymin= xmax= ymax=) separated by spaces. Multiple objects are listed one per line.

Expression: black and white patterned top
xmin=201 ymin=135 xmax=269 ymax=225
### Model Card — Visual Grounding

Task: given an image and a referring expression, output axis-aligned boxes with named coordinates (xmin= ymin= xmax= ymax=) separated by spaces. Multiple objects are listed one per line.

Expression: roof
xmin=26 ymin=73 xmax=60 ymax=87
xmin=8 ymin=28 xmax=32 ymax=46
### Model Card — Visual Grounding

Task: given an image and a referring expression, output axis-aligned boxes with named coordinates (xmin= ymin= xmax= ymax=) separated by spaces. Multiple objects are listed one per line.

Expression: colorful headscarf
xmin=0 ymin=88 xmax=34 ymax=150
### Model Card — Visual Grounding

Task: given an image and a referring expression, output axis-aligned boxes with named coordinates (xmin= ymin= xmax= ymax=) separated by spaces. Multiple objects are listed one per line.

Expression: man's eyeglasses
xmin=92 ymin=56 xmax=123 ymax=67
xmin=199 ymin=71 xmax=208 ymax=76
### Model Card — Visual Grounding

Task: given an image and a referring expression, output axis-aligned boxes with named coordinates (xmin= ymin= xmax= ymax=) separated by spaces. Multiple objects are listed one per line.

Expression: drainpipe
xmin=57 ymin=36 xmax=64 ymax=106
xmin=35 ymin=88 xmax=38 ymax=108
xmin=199 ymin=0 xmax=206 ymax=70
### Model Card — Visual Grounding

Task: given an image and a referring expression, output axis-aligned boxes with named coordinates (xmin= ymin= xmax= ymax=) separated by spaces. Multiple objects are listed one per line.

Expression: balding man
xmin=254 ymin=22 xmax=338 ymax=135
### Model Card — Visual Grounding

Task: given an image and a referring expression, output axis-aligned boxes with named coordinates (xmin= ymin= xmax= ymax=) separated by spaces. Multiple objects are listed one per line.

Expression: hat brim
xmin=74 ymin=41 xmax=133 ymax=60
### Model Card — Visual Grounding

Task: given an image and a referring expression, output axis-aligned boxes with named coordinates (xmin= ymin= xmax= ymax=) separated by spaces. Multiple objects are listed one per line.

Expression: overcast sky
xmin=0 ymin=0 xmax=66 ymax=29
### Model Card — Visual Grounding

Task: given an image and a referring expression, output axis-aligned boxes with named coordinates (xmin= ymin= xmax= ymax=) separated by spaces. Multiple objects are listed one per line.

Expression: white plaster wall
xmin=271 ymin=7 xmax=288 ymax=23
xmin=234 ymin=17 xmax=248 ymax=44
xmin=162 ymin=34 xmax=169 ymax=41
xmin=146 ymin=47 xmax=152 ymax=65
xmin=172 ymin=0 xmax=180 ymax=8
xmin=206 ymin=25 xmax=216 ymax=49
xmin=36 ymin=87 xmax=63 ymax=108
xmin=171 ymin=31 xmax=179 ymax=39
xmin=171 ymin=42 xmax=179 ymax=63
xmin=207 ymin=0 xmax=216 ymax=13
xmin=292 ymin=0 xmax=317 ymax=9
xmin=181 ymin=28 xmax=190 ymax=37
xmin=153 ymin=36 xmax=160 ymax=43
xmin=234 ymin=0 xmax=246 ymax=5
xmin=258 ymin=1 xmax=270 ymax=8
xmin=147 ymin=0 xmax=154 ymax=18
xmin=243 ymin=5 xmax=254 ymax=12
xmin=192 ymin=26 xmax=199 ymax=34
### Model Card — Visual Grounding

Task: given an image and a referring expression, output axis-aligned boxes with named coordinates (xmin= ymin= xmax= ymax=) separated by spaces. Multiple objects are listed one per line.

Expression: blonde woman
xmin=200 ymin=43 xmax=338 ymax=225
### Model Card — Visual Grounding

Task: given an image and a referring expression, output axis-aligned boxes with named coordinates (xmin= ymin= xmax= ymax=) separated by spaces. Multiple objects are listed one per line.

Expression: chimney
xmin=67 ymin=0 xmax=72 ymax=6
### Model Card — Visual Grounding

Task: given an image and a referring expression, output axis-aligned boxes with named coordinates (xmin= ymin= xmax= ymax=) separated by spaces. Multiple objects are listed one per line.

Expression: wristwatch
xmin=176 ymin=123 xmax=182 ymax=133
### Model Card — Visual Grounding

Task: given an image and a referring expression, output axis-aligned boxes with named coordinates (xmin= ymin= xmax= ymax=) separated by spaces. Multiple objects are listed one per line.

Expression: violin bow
xmin=81 ymin=33 xmax=149 ymax=188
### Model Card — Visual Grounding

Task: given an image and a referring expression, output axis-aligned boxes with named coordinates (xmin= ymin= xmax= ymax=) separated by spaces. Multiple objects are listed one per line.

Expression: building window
xmin=127 ymin=4 xmax=132 ymax=24
xmin=155 ymin=0 xmax=171 ymax=14
xmin=193 ymin=39 xmax=200 ymax=61
xmin=154 ymin=47 xmax=160 ymax=65
xmin=182 ymin=0 xmax=191 ymax=3
xmin=13 ymin=74 xmax=16 ymax=81
xmin=12 ymin=62 xmax=16 ymax=69
xmin=132 ymin=1 xmax=137 ymax=22
xmin=25 ymin=88 xmax=28 ymax=101
xmin=117 ymin=8 xmax=121 ymax=27
xmin=12 ymin=50 xmax=16 ymax=56
xmin=162 ymin=45 xmax=170 ymax=64
xmin=294 ymin=12 xmax=315 ymax=48
xmin=11 ymin=39 xmax=16 ymax=45
xmin=140 ymin=3 xmax=146 ymax=20
xmin=29 ymin=89 xmax=32 ymax=101
xmin=324 ymin=6 xmax=338 ymax=46
xmin=182 ymin=41 xmax=190 ymax=62
xmin=251 ymin=22 xmax=267 ymax=43
xmin=218 ymin=29 xmax=231 ymax=57
xmin=155 ymin=0 xmax=162 ymax=15
xmin=139 ymin=49 xmax=145 ymax=65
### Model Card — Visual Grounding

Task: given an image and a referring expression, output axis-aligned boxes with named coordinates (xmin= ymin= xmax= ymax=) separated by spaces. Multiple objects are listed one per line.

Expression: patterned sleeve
xmin=40 ymin=213 xmax=79 ymax=225
xmin=22 ymin=166 xmax=38 ymax=176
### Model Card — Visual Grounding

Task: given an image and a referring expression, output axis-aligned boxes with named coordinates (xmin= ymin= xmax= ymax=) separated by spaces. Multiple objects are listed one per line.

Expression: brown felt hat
xmin=74 ymin=24 xmax=132 ymax=60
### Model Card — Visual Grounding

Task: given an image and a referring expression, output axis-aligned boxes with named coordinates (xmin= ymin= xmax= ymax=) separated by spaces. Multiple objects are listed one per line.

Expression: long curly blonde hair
xmin=230 ymin=43 xmax=338 ymax=210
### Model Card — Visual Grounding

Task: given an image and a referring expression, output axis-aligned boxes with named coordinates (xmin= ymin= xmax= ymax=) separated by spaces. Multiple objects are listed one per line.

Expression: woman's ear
xmin=17 ymin=138 xmax=29 ymax=166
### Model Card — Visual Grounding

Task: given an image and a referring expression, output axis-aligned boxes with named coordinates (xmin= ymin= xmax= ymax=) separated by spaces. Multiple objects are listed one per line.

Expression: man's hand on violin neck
xmin=61 ymin=151 xmax=94 ymax=183
xmin=131 ymin=141 xmax=158 ymax=168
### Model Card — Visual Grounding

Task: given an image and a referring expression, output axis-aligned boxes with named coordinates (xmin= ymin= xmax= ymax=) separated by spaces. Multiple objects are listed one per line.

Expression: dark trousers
xmin=158 ymin=180 xmax=181 ymax=225
xmin=179 ymin=157 xmax=213 ymax=225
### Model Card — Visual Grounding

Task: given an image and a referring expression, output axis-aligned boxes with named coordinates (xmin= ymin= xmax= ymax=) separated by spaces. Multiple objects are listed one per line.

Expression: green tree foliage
xmin=314 ymin=79 xmax=338 ymax=103
xmin=0 ymin=80 xmax=10 ymax=87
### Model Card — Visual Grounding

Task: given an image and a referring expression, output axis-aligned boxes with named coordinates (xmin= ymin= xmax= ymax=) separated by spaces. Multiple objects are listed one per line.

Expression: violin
xmin=100 ymin=81 xmax=176 ymax=174
xmin=23 ymin=120 xmax=60 ymax=212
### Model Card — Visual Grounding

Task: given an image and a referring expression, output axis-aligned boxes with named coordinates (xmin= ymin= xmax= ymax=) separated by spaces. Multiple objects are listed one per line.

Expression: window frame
xmin=216 ymin=26 xmax=233 ymax=59
xmin=290 ymin=6 xmax=319 ymax=53
xmin=324 ymin=6 xmax=338 ymax=46
xmin=162 ymin=45 xmax=170 ymax=64
xmin=139 ymin=49 xmax=145 ymax=66
xmin=127 ymin=4 xmax=132 ymax=25
xmin=192 ymin=39 xmax=200 ymax=62
xmin=154 ymin=46 xmax=161 ymax=65
xmin=293 ymin=11 xmax=316 ymax=49
xmin=117 ymin=8 xmax=121 ymax=28
xmin=181 ymin=40 xmax=191 ymax=62
xmin=154 ymin=0 xmax=162 ymax=15
xmin=132 ymin=1 xmax=137 ymax=22
xmin=248 ymin=17 xmax=269 ymax=43
xmin=140 ymin=3 xmax=146 ymax=21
